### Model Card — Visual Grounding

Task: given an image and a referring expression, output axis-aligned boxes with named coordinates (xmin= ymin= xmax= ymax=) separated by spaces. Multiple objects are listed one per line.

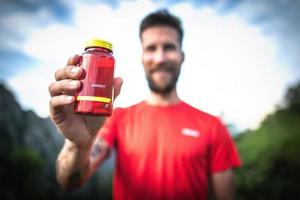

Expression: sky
xmin=0 ymin=0 xmax=300 ymax=131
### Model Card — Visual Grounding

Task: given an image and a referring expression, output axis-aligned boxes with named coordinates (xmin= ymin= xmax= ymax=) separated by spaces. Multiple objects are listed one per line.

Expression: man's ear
xmin=181 ymin=51 xmax=185 ymax=64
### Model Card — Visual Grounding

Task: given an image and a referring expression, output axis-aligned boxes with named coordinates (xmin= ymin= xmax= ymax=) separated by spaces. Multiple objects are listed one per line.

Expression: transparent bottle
xmin=74 ymin=39 xmax=115 ymax=116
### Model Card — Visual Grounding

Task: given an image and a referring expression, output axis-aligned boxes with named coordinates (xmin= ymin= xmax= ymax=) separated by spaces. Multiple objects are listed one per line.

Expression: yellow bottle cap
xmin=85 ymin=39 xmax=113 ymax=51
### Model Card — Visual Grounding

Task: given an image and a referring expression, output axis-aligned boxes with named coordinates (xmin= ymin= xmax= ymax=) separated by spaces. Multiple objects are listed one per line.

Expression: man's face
xmin=141 ymin=26 xmax=184 ymax=95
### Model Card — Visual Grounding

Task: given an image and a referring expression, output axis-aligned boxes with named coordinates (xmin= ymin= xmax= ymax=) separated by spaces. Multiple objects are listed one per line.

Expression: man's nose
xmin=153 ymin=49 xmax=167 ymax=64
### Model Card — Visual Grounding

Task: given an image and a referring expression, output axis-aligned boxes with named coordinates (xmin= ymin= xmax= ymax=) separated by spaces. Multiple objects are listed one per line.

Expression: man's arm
xmin=56 ymin=136 xmax=110 ymax=191
xmin=211 ymin=169 xmax=235 ymax=200
xmin=49 ymin=55 xmax=122 ymax=191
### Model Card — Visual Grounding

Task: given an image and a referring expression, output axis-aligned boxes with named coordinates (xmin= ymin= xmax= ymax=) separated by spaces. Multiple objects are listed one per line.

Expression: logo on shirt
xmin=181 ymin=128 xmax=200 ymax=138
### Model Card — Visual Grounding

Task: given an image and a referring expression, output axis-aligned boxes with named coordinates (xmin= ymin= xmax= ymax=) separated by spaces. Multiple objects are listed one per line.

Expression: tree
xmin=285 ymin=81 xmax=300 ymax=112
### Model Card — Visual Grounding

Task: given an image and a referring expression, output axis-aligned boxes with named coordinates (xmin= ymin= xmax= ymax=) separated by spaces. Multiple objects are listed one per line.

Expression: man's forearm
xmin=212 ymin=169 xmax=235 ymax=200
xmin=56 ymin=139 xmax=93 ymax=191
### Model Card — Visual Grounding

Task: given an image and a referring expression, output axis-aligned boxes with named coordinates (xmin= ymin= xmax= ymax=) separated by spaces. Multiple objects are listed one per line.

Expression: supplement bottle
xmin=74 ymin=39 xmax=115 ymax=116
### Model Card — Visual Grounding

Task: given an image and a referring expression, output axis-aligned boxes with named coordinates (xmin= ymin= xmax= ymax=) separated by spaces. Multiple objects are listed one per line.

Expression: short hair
xmin=139 ymin=9 xmax=184 ymax=46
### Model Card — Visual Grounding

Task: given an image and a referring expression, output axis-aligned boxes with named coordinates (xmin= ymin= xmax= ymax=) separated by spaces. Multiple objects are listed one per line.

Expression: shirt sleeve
xmin=209 ymin=118 xmax=241 ymax=173
xmin=97 ymin=108 xmax=120 ymax=148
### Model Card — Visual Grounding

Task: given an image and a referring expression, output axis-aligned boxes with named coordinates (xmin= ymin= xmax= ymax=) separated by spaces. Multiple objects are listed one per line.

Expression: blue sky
xmin=1 ymin=0 xmax=300 ymax=131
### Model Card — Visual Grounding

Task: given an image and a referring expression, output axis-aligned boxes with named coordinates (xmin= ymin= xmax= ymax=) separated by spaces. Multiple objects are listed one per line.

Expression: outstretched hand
xmin=48 ymin=55 xmax=123 ymax=148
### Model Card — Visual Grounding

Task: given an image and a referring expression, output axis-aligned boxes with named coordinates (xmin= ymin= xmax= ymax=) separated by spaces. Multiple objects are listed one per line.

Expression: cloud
xmin=232 ymin=0 xmax=300 ymax=76
xmin=3 ymin=0 xmax=300 ymax=79
xmin=0 ymin=0 xmax=72 ymax=22
xmin=171 ymin=4 xmax=290 ymax=130
xmin=8 ymin=0 xmax=157 ymax=119
xmin=0 ymin=0 xmax=74 ymax=78
xmin=151 ymin=0 xmax=240 ymax=11
xmin=0 ymin=49 xmax=38 ymax=79
xmin=154 ymin=0 xmax=300 ymax=77
xmin=2 ymin=0 xmax=300 ymax=131
xmin=0 ymin=0 xmax=72 ymax=48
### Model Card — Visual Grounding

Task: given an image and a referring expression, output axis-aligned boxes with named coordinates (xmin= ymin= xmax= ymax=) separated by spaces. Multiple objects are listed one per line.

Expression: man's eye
xmin=146 ymin=46 xmax=156 ymax=52
xmin=164 ymin=44 xmax=176 ymax=51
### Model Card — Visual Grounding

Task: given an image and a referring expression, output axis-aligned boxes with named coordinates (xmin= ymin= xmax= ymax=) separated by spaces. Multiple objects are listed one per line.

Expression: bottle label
xmin=74 ymin=52 xmax=115 ymax=115
xmin=76 ymin=96 xmax=111 ymax=103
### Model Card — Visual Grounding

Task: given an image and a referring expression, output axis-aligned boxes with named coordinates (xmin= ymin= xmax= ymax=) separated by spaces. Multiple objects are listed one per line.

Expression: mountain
xmin=0 ymin=83 xmax=113 ymax=200
xmin=0 ymin=85 xmax=64 ymax=163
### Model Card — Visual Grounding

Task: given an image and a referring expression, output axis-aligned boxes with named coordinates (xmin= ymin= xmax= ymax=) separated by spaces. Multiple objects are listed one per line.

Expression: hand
xmin=48 ymin=55 xmax=123 ymax=148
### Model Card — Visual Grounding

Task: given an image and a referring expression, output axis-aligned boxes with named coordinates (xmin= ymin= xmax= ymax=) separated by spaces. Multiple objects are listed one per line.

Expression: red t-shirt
xmin=99 ymin=101 xmax=241 ymax=200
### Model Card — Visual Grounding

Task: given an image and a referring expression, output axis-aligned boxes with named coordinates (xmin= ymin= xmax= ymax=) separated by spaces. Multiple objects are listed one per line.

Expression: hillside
xmin=235 ymin=81 xmax=300 ymax=199
xmin=0 ymin=84 xmax=114 ymax=200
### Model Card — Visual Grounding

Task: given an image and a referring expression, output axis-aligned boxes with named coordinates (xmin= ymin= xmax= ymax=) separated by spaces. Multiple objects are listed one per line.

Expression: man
xmin=49 ymin=10 xmax=241 ymax=200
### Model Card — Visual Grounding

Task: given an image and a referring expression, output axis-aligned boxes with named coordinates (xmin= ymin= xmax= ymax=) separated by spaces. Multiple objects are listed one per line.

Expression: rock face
xmin=0 ymin=83 xmax=63 ymax=164
xmin=0 ymin=84 xmax=26 ymax=150
xmin=23 ymin=111 xmax=64 ymax=164
xmin=0 ymin=83 xmax=114 ymax=200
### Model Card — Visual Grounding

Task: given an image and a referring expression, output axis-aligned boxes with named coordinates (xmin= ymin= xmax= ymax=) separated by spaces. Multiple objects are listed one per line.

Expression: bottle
xmin=74 ymin=39 xmax=115 ymax=116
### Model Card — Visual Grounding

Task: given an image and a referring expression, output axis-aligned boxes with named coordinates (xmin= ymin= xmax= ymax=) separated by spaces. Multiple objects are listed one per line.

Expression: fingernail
xmin=64 ymin=96 xmax=74 ymax=102
xmin=69 ymin=80 xmax=79 ymax=87
xmin=71 ymin=67 xmax=80 ymax=74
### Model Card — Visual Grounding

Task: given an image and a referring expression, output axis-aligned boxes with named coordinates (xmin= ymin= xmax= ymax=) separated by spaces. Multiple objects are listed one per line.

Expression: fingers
xmin=55 ymin=65 xmax=83 ymax=81
xmin=113 ymin=77 xmax=123 ymax=99
xmin=50 ymin=55 xmax=123 ymax=117
xmin=49 ymin=95 xmax=74 ymax=116
xmin=55 ymin=55 xmax=83 ymax=81
xmin=67 ymin=54 xmax=81 ymax=66
xmin=49 ymin=79 xmax=81 ymax=97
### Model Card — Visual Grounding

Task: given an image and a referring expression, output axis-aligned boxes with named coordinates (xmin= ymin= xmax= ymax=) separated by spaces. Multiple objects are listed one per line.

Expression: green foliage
xmin=0 ymin=146 xmax=113 ymax=200
xmin=235 ymin=96 xmax=300 ymax=199
xmin=0 ymin=147 xmax=48 ymax=199
xmin=285 ymin=81 xmax=300 ymax=112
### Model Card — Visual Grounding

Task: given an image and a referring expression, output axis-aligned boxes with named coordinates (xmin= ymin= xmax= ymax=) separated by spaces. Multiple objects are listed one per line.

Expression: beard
xmin=146 ymin=64 xmax=180 ymax=95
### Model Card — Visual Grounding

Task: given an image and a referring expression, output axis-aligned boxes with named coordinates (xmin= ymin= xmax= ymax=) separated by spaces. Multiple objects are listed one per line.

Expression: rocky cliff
xmin=0 ymin=83 xmax=113 ymax=200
